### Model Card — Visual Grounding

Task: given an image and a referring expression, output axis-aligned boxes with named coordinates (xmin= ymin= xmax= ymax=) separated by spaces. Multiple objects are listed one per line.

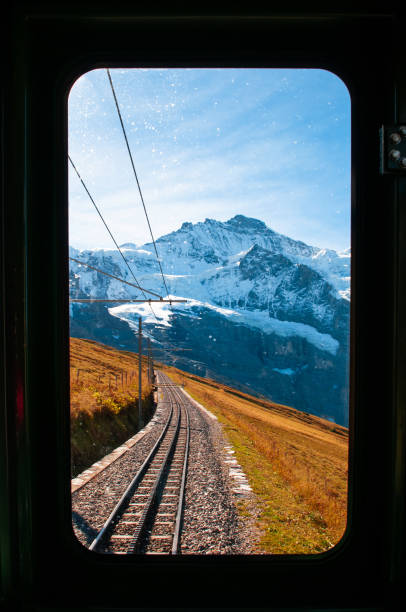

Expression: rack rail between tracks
xmin=89 ymin=371 xmax=190 ymax=554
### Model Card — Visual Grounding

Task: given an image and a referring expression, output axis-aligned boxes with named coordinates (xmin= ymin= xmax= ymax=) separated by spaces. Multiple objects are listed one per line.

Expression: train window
xmin=5 ymin=6 xmax=406 ymax=611
xmin=68 ymin=67 xmax=351 ymax=556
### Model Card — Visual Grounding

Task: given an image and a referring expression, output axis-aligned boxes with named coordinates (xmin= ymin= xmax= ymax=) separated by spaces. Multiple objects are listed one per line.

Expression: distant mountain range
xmin=69 ymin=215 xmax=350 ymax=425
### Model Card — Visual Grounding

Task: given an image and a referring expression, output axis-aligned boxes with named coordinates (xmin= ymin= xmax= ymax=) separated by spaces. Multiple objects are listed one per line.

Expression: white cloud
xmin=68 ymin=68 xmax=351 ymax=252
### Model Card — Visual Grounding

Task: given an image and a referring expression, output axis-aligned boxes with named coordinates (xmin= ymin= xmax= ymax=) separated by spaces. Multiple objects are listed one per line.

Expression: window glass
xmin=69 ymin=68 xmax=350 ymax=555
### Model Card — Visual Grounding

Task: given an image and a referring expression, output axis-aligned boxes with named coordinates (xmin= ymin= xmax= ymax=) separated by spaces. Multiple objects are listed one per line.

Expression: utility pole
xmin=147 ymin=338 xmax=153 ymax=384
xmin=151 ymin=343 xmax=154 ymax=383
xmin=138 ymin=317 xmax=143 ymax=430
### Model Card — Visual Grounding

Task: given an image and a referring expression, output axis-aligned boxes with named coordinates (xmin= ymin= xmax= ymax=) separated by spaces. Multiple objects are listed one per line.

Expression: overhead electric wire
xmin=106 ymin=69 xmax=171 ymax=299
xmin=70 ymin=81 xmax=198 ymax=361
xmin=70 ymin=299 xmax=187 ymax=303
xmin=105 ymin=70 xmax=226 ymax=364
xmin=106 ymin=69 xmax=201 ymax=358
xmin=85 ymin=68 xmax=222 ymax=368
xmin=69 ymin=257 xmax=162 ymax=298
xmin=68 ymin=155 xmax=160 ymax=321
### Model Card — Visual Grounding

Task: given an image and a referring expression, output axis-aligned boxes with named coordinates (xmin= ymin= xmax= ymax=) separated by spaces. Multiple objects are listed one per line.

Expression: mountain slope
xmin=69 ymin=215 xmax=350 ymax=425
xmin=160 ymin=362 xmax=348 ymax=552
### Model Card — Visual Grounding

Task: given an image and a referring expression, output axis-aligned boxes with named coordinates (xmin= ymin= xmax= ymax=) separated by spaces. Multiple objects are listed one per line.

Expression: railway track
xmin=89 ymin=371 xmax=190 ymax=554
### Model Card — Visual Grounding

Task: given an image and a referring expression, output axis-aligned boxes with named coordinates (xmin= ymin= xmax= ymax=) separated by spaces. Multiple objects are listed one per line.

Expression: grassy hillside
xmin=159 ymin=363 xmax=349 ymax=555
xmin=70 ymin=337 xmax=154 ymax=476
xmin=70 ymin=337 xmax=349 ymax=554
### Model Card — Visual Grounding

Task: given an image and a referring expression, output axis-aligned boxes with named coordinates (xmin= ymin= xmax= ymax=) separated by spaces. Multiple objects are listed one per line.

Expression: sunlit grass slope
xmin=160 ymin=363 xmax=348 ymax=555
xmin=70 ymin=337 xmax=154 ymax=477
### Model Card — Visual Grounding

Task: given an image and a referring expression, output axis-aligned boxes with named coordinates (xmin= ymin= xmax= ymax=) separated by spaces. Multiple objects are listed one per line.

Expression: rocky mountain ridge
xmin=69 ymin=215 xmax=350 ymax=425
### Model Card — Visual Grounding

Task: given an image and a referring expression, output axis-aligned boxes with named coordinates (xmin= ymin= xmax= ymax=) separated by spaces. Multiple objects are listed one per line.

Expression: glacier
xmin=69 ymin=215 xmax=350 ymax=425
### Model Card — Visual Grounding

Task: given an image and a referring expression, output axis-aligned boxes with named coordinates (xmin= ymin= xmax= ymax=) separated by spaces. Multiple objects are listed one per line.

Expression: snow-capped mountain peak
xmin=69 ymin=215 xmax=350 ymax=425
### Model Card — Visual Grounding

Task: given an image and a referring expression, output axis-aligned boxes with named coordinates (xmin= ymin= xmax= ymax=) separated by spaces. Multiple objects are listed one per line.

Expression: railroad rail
xmin=89 ymin=371 xmax=190 ymax=554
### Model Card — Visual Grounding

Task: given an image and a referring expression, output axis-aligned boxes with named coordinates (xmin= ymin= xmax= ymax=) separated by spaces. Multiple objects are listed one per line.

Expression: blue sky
xmin=68 ymin=68 xmax=351 ymax=252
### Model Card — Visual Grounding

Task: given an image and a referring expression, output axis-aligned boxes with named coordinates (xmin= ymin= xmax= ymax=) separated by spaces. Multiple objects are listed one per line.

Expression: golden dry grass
xmin=70 ymin=337 xmax=153 ymax=476
xmin=160 ymin=364 xmax=348 ymax=554
xmin=69 ymin=337 xmax=349 ymax=552
xmin=70 ymin=337 xmax=152 ymax=417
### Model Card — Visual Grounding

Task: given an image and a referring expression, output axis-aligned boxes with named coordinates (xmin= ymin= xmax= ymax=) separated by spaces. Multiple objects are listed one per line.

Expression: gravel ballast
xmin=72 ymin=376 xmax=259 ymax=554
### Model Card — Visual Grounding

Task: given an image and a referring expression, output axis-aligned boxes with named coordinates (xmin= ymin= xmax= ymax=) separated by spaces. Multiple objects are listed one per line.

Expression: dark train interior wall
xmin=1 ymin=3 xmax=406 ymax=611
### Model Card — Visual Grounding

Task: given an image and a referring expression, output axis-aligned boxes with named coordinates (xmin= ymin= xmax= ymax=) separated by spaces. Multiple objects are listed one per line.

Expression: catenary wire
xmin=73 ymin=74 xmax=221 ymax=365
xmin=68 ymin=155 xmax=160 ymax=322
xmin=105 ymin=70 xmax=225 ymax=364
xmin=106 ymin=69 xmax=212 ymax=358
xmin=69 ymin=257 xmax=162 ymax=299
xmin=68 ymin=167 xmax=191 ymax=350
xmin=106 ymin=69 xmax=171 ymax=298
